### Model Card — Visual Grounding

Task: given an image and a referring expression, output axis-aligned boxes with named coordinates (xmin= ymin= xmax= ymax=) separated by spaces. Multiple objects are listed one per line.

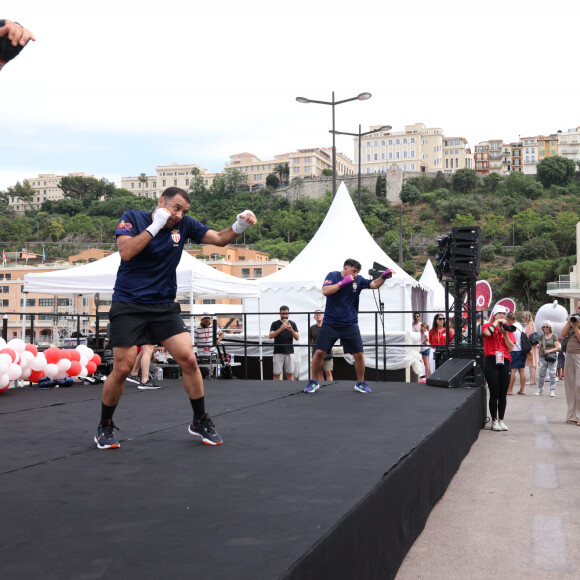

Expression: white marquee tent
xmin=24 ymin=251 xmax=260 ymax=300
xmin=23 ymin=251 xmax=259 ymax=340
xmin=239 ymin=182 xmax=426 ymax=377
xmin=418 ymin=259 xmax=454 ymax=318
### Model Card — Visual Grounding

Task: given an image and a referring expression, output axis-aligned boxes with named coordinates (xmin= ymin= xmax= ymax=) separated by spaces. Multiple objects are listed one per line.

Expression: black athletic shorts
xmin=315 ymin=323 xmax=364 ymax=354
xmin=108 ymin=301 xmax=188 ymax=348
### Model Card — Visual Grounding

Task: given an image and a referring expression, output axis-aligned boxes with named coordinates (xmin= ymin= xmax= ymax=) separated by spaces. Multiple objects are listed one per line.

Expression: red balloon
xmin=28 ymin=369 xmax=45 ymax=383
xmin=69 ymin=350 xmax=81 ymax=362
xmin=25 ymin=344 xmax=39 ymax=356
xmin=60 ymin=350 xmax=72 ymax=360
xmin=86 ymin=361 xmax=97 ymax=375
xmin=0 ymin=347 xmax=17 ymax=363
xmin=91 ymin=354 xmax=102 ymax=366
xmin=44 ymin=347 xmax=62 ymax=364
xmin=67 ymin=361 xmax=82 ymax=377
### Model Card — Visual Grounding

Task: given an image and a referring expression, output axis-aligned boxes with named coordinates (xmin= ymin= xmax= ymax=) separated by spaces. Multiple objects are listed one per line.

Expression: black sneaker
xmin=138 ymin=378 xmax=161 ymax=390
xmin=188 ymin=414 xmax=223 ymax=445
xmin=125 ymin=374 xmax=140 ymax=385
xmin=94 ymin=420 xmax=120 ymax=449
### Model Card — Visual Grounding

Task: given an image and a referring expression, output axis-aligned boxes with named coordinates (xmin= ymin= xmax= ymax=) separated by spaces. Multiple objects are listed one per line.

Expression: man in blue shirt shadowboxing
xmin=95 ymin=187 xmax=256 ymax=449
xmin=304 ymin=258 xmax=394 ymax=394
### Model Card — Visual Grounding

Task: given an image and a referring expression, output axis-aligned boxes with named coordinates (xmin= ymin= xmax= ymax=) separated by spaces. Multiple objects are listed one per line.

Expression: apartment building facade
xmin=558 ymin=127 xmax=580 ymax=164
xmin=225 ymin=148 xmax=354 ymax=191
xmin=8 ymin=172 xmax=94 ymax=212
xmin=356 ymin=123 xmax=471 ymax=175
xmin=121 ymin=162 xmax=217 ymax=198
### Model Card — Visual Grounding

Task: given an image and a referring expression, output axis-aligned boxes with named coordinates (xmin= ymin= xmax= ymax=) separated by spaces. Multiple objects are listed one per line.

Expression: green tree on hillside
xmin=7 ymin=181 xmax=36 ymax=210
xmin=452 ymin=168 xmax=478 ymax=193
xmin=536 ymin=156 xmax=576 ymax=188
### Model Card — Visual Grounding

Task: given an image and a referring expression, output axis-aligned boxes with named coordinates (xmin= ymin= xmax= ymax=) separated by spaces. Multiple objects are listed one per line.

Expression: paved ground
xmin=397 ymin=376 xmax=580 ymax=579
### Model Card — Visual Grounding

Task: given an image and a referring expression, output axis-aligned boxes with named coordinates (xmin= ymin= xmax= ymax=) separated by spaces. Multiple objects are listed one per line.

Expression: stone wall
xmin=273 ymin=169 xmax=427 ymax=204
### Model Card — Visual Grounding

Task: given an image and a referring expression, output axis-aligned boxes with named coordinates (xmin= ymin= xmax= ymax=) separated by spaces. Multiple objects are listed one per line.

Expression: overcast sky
xmin=1 ymin=0 xmax=579 ymax=191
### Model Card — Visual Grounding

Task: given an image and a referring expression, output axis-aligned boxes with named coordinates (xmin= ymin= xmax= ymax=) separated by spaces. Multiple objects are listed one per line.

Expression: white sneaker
xmin=534 ymin=390 xmax=543 ymax=396
xmin=550 ymin=391 xmax=555 ymax=397
xmin=492 ymin=420 xmax=501 ymax=431
xmin=498 ymin=420 xmax=509 ymax=431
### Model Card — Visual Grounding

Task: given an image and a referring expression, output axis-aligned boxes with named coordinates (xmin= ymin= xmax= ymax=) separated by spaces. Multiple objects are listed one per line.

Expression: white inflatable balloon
xmin=0 ymin=352 xmax=14 ymax=366
xmin=7 ymin=338 xmax=26 ymax=353
xmin=0 ymin=337 xmax=6 ymax=349
xmin=80 ymin=355 xmax=89 ymax=367
xmin=56 ymin=359 xmax=72 ymax=372
xmin=31 ymin=355 xmax=48 ymax=371
xmin=0 ymin=373 xmax=9 ymax=388
xmin=78 ymin=366 xmax=88 ymax=378
xmin=45 ymin=363 xmax=59 ymax=378
xmin=535 ymin=300 xmax=568 ymax=338
xmin=20 ymin=350 xmax=35 ymax=364
xmin=20 ymin=367 xmax=32 ymax=380
xmin=7 ymin=363 xmax=22 ymax=381
xmin=0 ymin=359 xmax=9 ymax=376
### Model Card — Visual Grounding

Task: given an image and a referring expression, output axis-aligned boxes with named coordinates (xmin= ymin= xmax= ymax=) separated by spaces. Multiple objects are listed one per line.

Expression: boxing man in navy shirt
xmin=95 ymin=187 xmax=256 ymax=449
xmin=304 ymin=258 xmax=394 ymax=394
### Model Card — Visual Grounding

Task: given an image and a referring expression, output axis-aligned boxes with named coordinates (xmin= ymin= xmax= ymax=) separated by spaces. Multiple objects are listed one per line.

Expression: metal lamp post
xmin=296 ymin=92 xmax=371 ymax=196
xmin=330 ymin=125 xmax=391 ymax=215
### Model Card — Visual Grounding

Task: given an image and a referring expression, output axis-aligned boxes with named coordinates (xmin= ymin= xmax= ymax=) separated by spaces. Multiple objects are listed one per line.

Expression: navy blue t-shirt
xmin=322 ymin=271 xmax=372 ymax=326
xmin=113 ymin=210 xmax=210 ymax=303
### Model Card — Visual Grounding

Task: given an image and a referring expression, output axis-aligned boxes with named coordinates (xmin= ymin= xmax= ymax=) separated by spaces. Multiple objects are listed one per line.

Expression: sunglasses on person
xmin=437 ymin=317 xmax=445 ymax=321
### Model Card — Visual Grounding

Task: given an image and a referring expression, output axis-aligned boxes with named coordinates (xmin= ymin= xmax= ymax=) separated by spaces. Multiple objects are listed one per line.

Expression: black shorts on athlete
xmin=108 ymin=301 xmax=188 ymax=348
xmin=314 ymin=323 xmax=364 ymax=354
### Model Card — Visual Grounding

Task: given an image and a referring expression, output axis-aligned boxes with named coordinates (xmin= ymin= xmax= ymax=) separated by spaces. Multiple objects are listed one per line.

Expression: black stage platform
xmin=0 ymin=379 xmax=484 ymax=580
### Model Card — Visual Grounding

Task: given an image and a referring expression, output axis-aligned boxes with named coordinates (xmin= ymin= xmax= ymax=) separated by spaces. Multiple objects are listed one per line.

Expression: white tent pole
xmin=258 ymin=297 xmax=263 ymax=380
xmin=21 ymin=295 xmax=27 ymax=340
xmin=189 ymin=275 xmax=195 ymax=345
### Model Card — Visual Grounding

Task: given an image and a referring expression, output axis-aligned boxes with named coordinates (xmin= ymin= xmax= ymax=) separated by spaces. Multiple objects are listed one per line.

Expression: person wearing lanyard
xmin=482 ymin=305 xmax=515 ymax=431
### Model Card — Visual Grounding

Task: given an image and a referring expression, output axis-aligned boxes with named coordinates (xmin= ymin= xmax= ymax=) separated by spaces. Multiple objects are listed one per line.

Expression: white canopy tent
xmin=23 ymin=251 xmax=260 ymax=341
xmin=239 ymin=182 xmax=426 ymax=378
xmin=418 ymin=259 xmax=454 ymax=320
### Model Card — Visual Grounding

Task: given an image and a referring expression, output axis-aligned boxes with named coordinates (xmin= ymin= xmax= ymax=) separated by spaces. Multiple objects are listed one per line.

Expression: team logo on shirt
xmin=117 ymin=220 xmax=132 ymax=232
xmin=171 ymin=230 xmax=181 ymax=244
xmin=324 ymin=279 xmax=333 ymax=286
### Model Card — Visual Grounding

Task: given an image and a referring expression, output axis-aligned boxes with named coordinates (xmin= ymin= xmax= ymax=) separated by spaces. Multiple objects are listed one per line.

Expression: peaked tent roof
xmin=24 ymin=251 xmax=259 ymax=299
xmin=418 ymin=259 xmax=451 ymax=312
xmin=258 ymin=181 xmax=420 ymax=292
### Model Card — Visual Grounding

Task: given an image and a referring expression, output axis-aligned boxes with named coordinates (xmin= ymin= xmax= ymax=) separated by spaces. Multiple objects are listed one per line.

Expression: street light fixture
xmin=330 ymin=124 xmax=392 ymax=215
xmin=296 ymin=92 xmax=372 ymax=196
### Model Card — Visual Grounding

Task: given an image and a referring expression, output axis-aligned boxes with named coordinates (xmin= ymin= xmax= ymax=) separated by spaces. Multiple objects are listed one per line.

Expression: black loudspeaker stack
xmin=426 ymin=357 xmax=485 ymax=389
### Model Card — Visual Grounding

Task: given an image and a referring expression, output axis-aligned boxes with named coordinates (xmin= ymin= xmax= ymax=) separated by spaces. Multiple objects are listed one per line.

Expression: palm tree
xmin=273 ymin=163 xmax=290 ymax=186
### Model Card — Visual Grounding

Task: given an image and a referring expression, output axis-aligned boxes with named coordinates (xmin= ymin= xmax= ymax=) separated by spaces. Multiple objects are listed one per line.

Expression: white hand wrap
xmin=146 ymin=208 xmax=171 ymax=237
xmin=232 ymin=210 xmax=255 ymax=235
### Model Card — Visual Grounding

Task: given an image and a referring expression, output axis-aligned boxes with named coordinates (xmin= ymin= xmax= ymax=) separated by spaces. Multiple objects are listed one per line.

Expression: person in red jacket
xmin=429 ymin=313 xmax=454 ymax=347
xmin=482 ymin=305 xmax=515 ymax=432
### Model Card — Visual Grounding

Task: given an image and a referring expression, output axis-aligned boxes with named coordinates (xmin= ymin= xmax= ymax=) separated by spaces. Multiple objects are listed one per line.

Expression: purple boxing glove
xmin=337 ymin=275 xmax=354 ymax=288
xmin=381 ymin=269 xmax=393 ymax=280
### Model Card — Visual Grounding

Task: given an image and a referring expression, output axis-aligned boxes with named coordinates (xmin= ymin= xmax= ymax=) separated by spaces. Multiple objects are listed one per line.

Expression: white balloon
xmin=78 ymin=366 xmax=88 ymax=377
xmin=0 ymin=360 xmax=9 ymax=376
xmin=31 ymin=355 xmax=48 ymax=371
xmin=56 ymin=370 xmax=68 ymax=379
xmin=45 ymin=363 xmax=59 ymax=378
xmin=7 ymin=363 xmax=22 ymax=381
xmin=0 ymin=337 xmax=6 ymax=349
xmin=83 ymin=347 xmax=94 ymax=360
xmin=56 ymin=359 xmax=72 ymax=372
xmin=80 ymin=355 xmax=89 ymax=366
xmin=0 ymin=373 xmax=9 ymax=388
xmin=19 ymin=356 xmax=29 ymax=369
xmin=20 ymin=367 xmax=32 ymax=380
xmin=0 ymin=352 xmax=14 ymax=366
xmin=7 ymin=338 xmax=26 ymax=353
xmin=20 ymin=350 xmax=35 ymax=364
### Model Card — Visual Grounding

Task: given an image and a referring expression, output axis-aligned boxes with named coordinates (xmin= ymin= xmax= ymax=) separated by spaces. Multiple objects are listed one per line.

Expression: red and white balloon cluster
xmin=0 ymin=338 xmax=102 ymax=393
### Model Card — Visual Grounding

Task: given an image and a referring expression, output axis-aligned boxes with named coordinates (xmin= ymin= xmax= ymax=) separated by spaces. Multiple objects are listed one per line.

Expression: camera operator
xmin=482 ymin=306 xmax=515 ymax=431
xmin=561 ymin=305 xmax=580 ymax=425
